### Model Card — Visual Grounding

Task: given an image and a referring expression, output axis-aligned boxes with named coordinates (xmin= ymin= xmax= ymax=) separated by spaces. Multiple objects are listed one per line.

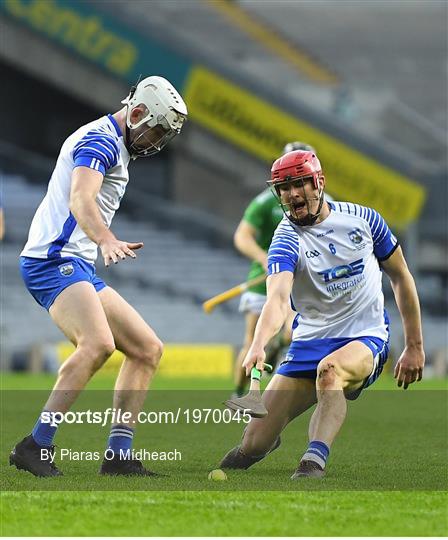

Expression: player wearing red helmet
xmin=219 ymin=149 xmax=424 ymax=479
xmin=268 ymin=150 xmax=326 ymax=227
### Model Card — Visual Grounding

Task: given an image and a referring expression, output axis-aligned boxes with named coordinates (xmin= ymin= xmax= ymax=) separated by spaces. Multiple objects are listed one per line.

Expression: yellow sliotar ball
xmin=208 ymin=469 xmax=227 ymax=481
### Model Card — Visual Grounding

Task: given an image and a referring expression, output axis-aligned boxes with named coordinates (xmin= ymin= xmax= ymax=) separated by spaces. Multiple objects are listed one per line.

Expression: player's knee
xmin=82 ymin=339 xmax=115 ymax=370
xmin=57 ymin=339 xmax=114 ymax=378
xmin=135 ymin=338 xmax=163 ymax=370
xmin=93 ymin=339 xmax=116 ymax=362
xmin=316 ymin=360 xmax=340 ymax=389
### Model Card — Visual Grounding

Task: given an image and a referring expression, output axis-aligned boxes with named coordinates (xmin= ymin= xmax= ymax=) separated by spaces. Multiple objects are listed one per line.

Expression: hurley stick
xmin=203 ymin=274 xmax=266 ymax=313
xmin=224 ymin=363 xmax=273 ymax=418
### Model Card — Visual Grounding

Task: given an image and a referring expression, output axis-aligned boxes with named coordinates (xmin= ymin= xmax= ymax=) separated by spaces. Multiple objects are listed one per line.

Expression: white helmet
xmin=121 ymin=76 xmax=188 ymax=158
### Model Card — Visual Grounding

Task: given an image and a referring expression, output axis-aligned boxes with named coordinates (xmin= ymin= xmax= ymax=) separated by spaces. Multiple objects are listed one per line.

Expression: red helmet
xmin=267 ymin=150 xmax=325 ymax=226
xmin=268 ymin=150 xmax=323 ymax=190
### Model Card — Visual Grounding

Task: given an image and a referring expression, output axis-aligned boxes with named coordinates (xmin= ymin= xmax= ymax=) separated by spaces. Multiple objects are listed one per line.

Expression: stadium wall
xmin=0 ymin=0 xmax=429 ymax=233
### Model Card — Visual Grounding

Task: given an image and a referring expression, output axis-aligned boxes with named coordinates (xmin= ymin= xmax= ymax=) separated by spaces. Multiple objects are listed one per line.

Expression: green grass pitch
xmin=1 ymin=372 xmax=447 ymax=536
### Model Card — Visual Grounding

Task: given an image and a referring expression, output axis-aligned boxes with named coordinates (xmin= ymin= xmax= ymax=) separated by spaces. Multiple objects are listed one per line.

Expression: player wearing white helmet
xmin=220 ymin=149 xmax=425 ymax=479
xmin=121 ymin=75 xmax=187 ymax=159
xmin=11 ymin=76 xmax=187 ymax=478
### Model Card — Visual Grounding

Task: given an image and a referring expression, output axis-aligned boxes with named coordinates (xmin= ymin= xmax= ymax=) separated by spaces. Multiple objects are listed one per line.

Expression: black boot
xmin=220 ymin=437 xmax=281 ymax=470
xmin=291 ymin=459 xmax=325 ymax=479
xmin=9 ymin=435 xmax=62 ymax=477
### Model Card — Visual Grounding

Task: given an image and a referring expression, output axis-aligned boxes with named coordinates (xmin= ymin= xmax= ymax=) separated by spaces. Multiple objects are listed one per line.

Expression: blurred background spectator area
xmin=0 ymin=0 xmax=446 ymax=376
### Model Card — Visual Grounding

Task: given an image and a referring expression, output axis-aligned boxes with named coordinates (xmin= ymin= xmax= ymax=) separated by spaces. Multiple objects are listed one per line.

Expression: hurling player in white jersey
xmin=10 ymin=77 xmax=188 ymax=477
xmin=220 ymin=149 xmax=425 ymax=478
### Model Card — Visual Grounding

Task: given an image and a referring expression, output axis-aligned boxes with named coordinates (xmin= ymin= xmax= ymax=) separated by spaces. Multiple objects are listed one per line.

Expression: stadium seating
xmin=107 ymin=0 xmax=446 ymax=166
xmin=0 ymin=174 xmax=247 ymax=362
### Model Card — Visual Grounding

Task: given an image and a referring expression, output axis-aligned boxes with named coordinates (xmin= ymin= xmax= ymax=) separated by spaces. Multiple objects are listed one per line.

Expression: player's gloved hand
xmin=243 ymin=345 xmax=266 ymax=376
xmin=394 ymin=344 xmax=425 ymax=390
xmin=99 ymin=235 xmax=144 ymax=267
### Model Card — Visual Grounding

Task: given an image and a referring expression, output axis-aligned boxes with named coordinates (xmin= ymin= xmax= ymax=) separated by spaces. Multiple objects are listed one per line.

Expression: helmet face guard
xmin=127 ymin=111 xmax=185 ymax=158
xmin=267 ymin=175 xmax=324 ymax=226
xmin=122 ymin=76 xmax=188 ymax=159
xmin=268 ymin=150 xmax=325 ymax=226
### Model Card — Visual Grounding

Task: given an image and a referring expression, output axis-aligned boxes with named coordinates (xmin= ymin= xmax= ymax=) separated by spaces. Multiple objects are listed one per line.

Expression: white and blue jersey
xmin=21 ymin=114 xmax=129 ymax=264
xmin=269 ymin=201 xmax=397 ymax=389
xmin=269 ymin=201 xmax=397 ymax=341
xmin=20 ymin=114 xmax=129 ymax=310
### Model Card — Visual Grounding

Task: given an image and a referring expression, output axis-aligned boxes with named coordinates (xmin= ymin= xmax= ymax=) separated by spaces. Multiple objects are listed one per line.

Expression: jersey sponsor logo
xmin=305 ymin=250 xmax=321 ymax=258
xmin=59 ymin=263 xmax=74 ymax=277
xmin=316 ymin=229 xmax=334 ymax=238
xmin=326 ymin=274 xmax=366 ymax=298
xmin=318 ymin=258 xmax=365 ymax=283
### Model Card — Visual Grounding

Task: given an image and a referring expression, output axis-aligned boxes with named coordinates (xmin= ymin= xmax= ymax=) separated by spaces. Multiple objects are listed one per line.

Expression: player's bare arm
xmin=381 ymin=246 xmax=425 ymax=389
xmin=234 ymin=220 xmax=268 ymax=271
xmin=70 ymin=166 xmax=143 ymax=266
xmin=243 ymin=271 xmax=294 ymax=374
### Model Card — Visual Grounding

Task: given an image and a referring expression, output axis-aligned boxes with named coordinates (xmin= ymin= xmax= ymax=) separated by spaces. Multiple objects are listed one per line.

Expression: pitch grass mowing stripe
xmin=1 ymin=490 xmax=447 ymax=536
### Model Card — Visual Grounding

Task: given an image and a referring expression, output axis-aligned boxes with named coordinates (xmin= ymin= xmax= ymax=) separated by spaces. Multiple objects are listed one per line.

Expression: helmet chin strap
xmin=298 ymin=188 xmax=325 ymax=226
xmin=125 ymin=124 xmax=150 ymax=160
xmin=125 ymin=125 xmax=133 ymax=156
xmin=124 ymin=110 xmax=141 ymax=160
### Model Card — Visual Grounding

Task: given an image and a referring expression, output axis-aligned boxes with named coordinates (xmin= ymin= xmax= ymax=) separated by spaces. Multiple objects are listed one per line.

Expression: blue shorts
xmin=20 ymin=256 xmax=106 ymax=311
xmin=277 ymin=335 xmax=390 ymax=398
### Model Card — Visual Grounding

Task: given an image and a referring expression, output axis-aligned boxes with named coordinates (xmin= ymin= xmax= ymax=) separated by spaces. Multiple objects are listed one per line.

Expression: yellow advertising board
xmin=57 ymin=342 xmax=233 ymax=377
xmin=184 ymin=66 xmax=426 ymax=230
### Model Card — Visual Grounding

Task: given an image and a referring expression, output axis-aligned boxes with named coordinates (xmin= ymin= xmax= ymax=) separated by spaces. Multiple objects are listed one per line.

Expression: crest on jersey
xmin=59 ymin=263 xmax=74 ymax=277
xmin=348 ymin=228 xmax=363 ymax=244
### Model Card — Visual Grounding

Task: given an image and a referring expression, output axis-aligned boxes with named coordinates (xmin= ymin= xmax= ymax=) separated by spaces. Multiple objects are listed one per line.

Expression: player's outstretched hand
xmin=243 ymin=345 xmax=266 ymax=376
xmin=394 ymin=345 xmax=425 ymax=390
xmin=100 ymin=237 xmax=144 ymax=267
